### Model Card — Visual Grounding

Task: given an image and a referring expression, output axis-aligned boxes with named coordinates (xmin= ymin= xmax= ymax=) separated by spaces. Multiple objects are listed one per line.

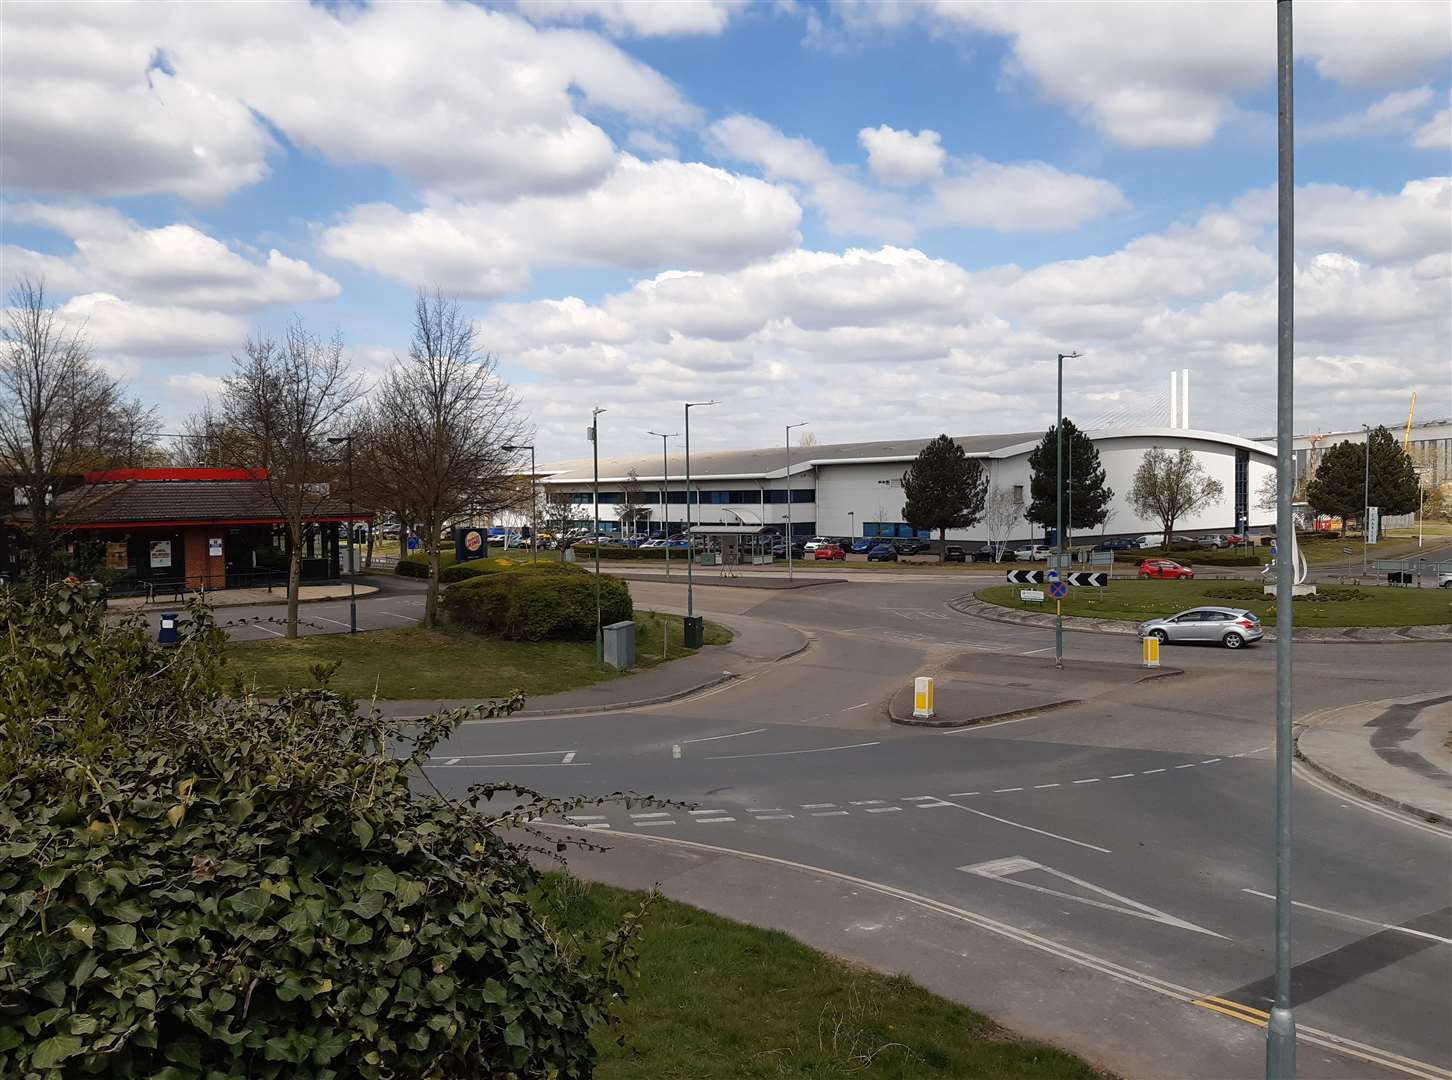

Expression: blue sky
xmin=2 ymin=0 xmax=1448 ymax=461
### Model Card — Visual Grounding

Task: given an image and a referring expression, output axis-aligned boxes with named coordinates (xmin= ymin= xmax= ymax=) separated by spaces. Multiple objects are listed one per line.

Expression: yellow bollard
xmin=913 ymin=676 xmax=935 ymax=719
xmin=1142 ymin=635 xmax=1160 ymax=668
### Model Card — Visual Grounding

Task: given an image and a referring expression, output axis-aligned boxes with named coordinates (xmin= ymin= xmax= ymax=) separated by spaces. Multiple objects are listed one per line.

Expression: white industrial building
xmin=532 ymin=426 xmax=1277 ymax=544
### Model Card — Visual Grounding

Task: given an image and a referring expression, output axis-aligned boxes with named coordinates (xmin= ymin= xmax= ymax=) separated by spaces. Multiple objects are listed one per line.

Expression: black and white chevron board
xmin=1005 ymin=569 xmax=1108 ymax=587
xmin=1005 ymin=570 xmax=1043 ymax=584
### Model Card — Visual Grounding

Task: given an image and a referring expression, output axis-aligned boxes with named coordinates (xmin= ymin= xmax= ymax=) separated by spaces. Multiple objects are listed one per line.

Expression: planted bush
xmin=443 ymin=567 xmax=632 ymax=641
xmin=0 ymin=583 xmax=647 ymax=1079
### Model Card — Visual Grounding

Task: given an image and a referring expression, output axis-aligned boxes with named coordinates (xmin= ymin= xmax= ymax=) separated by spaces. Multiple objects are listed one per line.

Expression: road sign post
xmin=913 ymin=676 xmax=935 ymax=720
xmin=1142 ymin=635 xmax=1160 ymax=668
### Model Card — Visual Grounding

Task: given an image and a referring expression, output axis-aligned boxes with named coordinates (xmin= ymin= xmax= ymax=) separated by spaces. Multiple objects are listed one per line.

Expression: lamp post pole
xmin=684 ymin=401 xmax=719 ymax=618
xmin=786 ymin=421 xmax=806 ymax=581
xmin=590 ymin=409 xmax=606 ymax=661
xmin=1055 ymin=351 xmax=1080 ymax=669
xmin=1268 ymin=3 xmax=1298 ymax=1075
xmin=326 ymin=434 xmax=356 ymax=634
xmin=502 ymin=445 xmax=536 ymax=565
xmin=1362 ymin=424 xmax=1371 ymax=576
xmin=648 ymin=430 xmax=678 ymax=576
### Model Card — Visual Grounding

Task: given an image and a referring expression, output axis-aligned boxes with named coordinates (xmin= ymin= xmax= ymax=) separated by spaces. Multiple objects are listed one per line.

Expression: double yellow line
xmin=1193 ymin=995 xmax=1268 ymax=1028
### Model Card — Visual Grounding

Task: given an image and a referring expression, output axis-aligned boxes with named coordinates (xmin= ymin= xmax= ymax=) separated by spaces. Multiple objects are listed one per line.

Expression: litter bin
xmin=602 ymin=619 xmax=635 ymax=670
xmin=157 ymin=612 xmax=179 ymax=647
xmin=683 ymin=615 xmax=704 ymax=649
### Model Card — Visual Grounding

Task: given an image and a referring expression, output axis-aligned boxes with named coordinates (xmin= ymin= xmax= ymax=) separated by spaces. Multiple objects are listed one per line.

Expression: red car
xmin=814 ymin=543 xmax=846 ymax=561
xmin=1139 ymin=558 xmax=1194 ymax=580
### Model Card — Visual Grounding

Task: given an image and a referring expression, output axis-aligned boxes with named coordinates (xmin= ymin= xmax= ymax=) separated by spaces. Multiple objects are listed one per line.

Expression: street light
xmin=684 ymin=400 xmax=719 ymax=620
xmin=501 ymin=445 xmax=536 ymax=566
xmin=325 ymin=434 xmax=357 ymax=634
xmin=648 ymin=430 xmax=678 ymax=577
xmin=590 ymin=408 xmax=606 ymax=661
xmin=786 ymin=421 xmax=807 ymax=581
xmin=1362 ymin=423 xmax=1372 ymax=575
xmin=1055 ymin=350 xmax=1082 ymax=669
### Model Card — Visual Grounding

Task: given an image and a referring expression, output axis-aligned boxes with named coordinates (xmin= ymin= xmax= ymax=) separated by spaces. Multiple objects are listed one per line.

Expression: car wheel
xmin=1150 ymin=629 xmax=1168 ymax=644
xmin=1223 ymin=632 xmax=1244 ymax=649
xmin=1139 ymin=571 xmax=1150 ymax=579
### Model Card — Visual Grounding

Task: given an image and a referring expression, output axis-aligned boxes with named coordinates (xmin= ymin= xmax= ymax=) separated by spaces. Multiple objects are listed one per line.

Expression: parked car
xmin=1138 ymin=558 xmax=1195 ymax=580
xmin=814 ymin=543 xmax=846 ymax=561
xmin=849 ymin=538 xmax=878 ymax=555
xmin=1438 ymin=572 xmax=1452 ymax=589
xmin=970 ymin=543 xmax=1006 ymax=562
xmin=1139 ymin=607 xmax=1263 ymax=649
xmin=893 ymin=540 xmax=931 ymax=556
xmin=943 ymin=544 xmax=966 ymax=563
xmin=802 ymin=536 xmax=832 ymax=553
xmin=1132 ymin=535 xmax=1159 ymax=548
xmin=1012 ymin=543 xmax=1052 ymax=561
xmin=1093 ymin=538 xmax=1137 ymax=552
xmin=867 ymin=543 xmax=897 ymax=562
xmin=1198 ymin=534 xmax=1230 ymax=549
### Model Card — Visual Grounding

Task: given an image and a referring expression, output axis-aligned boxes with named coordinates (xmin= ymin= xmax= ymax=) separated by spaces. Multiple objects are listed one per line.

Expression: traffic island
xmin=888 ymin=653 xmax=1181 ymax=728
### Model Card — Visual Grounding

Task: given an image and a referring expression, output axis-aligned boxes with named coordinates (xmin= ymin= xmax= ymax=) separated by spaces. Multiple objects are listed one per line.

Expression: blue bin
xmin=158 ymin=613 xmax=179 ymax=647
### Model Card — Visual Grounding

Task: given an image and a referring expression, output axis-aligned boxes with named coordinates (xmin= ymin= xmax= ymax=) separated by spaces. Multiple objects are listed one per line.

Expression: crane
xmin=1403 ymin=392 xmax=1416 ymax=450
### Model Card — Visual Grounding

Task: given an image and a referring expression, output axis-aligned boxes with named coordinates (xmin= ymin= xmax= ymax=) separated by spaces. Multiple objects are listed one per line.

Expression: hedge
xmin=394 ymin=550 xmax=459 ymax=578
xmin=569 ymin=545 xmax=675 ymax=561
xmin=443 ymin=567 xmax=632 ymax=641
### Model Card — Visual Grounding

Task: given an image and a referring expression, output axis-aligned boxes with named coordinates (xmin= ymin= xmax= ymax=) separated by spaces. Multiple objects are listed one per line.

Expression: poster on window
xmin=106 ymin=542 xmax=128 ymax=570
xmin=149 ymin=540 xmax=173 ymax=568
xmin=208 ymin=537 xmax=223 ymax=557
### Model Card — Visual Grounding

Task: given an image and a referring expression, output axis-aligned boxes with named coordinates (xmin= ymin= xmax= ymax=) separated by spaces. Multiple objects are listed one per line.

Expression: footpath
xmin=1297 ymin=693 xmax=1452 ymax=824
xmin=110 ymin=582 xmax=378 ymax=611
xmin=373 ymin=607 xmax=811 ymax=720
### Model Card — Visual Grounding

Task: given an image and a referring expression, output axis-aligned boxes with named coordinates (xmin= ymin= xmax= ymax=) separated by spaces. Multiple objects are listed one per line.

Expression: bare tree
xmin=1128 ymin=447 xmax=1225 ymax=549
xmin=1 ymin=278 xmax=155 ymax=579
xmin=1256 ymin=469 xmax=1278 ymax=514
xmin=983 ymin=485 xmax=1023 ymax=562
xmin=798 ymin=430 xmax=819 ymax=447
xmin=362 ymin=289 xmax=529 ymax=627
xmin=543 ymin=489 xmax=580 ymax=540
xmin=616 ymin=468 xmax=645 ymax=540
xmin=214 ymin=320 xmax=362 ymax=636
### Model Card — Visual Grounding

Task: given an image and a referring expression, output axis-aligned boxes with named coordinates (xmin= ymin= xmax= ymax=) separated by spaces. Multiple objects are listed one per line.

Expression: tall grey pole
xmin=1361 ymin=424 xmax=1371 ymax=575
xmin=591 ymin=409 xmax=605 ymax=661
xmin=684 ymin=402 xmax=719 ymax=617
xmin=1269 ymin=2 xmax=1297 ymax=1075
xmin=1053 ymin=352 xmax=1078 ymax=667
xmin=786 ymin=421 xmax=806 ymax=580
xmin=347 ymin=436 xmax=356 ymax=634
xmin=649 ymin=430 xmax=677 ymax=576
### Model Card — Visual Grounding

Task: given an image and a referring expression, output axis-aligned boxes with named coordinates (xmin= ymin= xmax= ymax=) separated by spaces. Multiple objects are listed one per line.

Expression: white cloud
xmin=839 ymin=0 xmax=1452 ymax=148
xmin=165 ymin=372 xmax=228 ymax=402
xmin=1299 ymin=177 xmax=1452 ymax=262
xmin=55 ymin=293 xmax=245 ymax=358
xmin=626 ymin=130 xmax=680 ymax=159
xmin=0 ymin=0 xmax=698 ymax=201
xmin=858 ymin=125 xmax=946 ymax=185
xmin=320 ymin=156 xmax=803 ymax=296
xmin=1303 ymin=86 xmax=1436 ymax=142
xmin=514 ymin=0 xmax=746 ymax=37
xmin=1414 ymin=107 xmax=1452 ymax=151
xmin=931 ymin=159 xmax=1130 ymax=233
xmin=3 ymin=202 xmax=340 ymax=311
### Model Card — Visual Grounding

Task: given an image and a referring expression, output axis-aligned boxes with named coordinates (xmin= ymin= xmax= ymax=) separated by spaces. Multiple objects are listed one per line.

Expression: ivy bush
xmin=0 ymin=582 xmax=648 ymax=1079
xmin=442 ymin=567 xmax=632 ymax=642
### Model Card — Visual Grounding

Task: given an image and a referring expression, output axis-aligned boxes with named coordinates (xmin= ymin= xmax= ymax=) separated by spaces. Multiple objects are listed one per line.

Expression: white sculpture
xmin=1262 ymin=529 xmax=1312 ymax=594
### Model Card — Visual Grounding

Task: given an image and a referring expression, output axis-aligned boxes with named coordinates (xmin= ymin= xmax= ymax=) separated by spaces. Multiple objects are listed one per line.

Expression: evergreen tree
xmin=900 ymin=434 xmax=988 ymax=541
xmin=1024 ymin=419 xmax=1113 ymax=537
xmin=1305 ymin=426 xmax=1419 ymax=522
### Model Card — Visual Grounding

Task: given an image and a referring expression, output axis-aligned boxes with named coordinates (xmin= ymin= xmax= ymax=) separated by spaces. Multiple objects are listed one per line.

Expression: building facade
xmin=532 ymin=427 xmax=1277 ymax=543
xmin=1283 ymin=418 xmax=1452 ymax=492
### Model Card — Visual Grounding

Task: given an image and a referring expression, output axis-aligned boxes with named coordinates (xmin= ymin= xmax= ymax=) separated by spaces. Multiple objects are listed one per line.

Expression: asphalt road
xmin=176 ymin=571 xmax=1450 ymax=1078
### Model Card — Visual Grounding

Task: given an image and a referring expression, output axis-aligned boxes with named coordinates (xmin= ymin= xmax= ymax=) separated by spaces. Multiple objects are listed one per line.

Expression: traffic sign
xmin=1047 ymin=568 xmax=1060 ymax=582
xmin=406 ymin=536 xmax=420 ymax=551
xmin=1006 ymin=569 xmax=1044 ymax=585
xmin=1050 ymin=581 xmax=1068 ymax=600
xmin=1065 ymin=571 xmax=1108 ymax=587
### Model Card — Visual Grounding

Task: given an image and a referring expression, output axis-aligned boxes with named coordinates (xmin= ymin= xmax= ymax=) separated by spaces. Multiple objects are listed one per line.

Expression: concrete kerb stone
xmin=951 ymin=593 xmax=1452 ymax=644
xmin=888 ymin=693 xmax=1082 ymax=729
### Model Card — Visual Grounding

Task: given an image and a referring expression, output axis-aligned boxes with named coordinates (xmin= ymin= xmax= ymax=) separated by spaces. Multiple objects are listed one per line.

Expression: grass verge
xmin=225 ymin=611 xmax=732 ymax=699
xmin=976 ymin=579 xmax=1452 ymax=627
xmin=539 ymin=874 xmax=1109 ymax=1080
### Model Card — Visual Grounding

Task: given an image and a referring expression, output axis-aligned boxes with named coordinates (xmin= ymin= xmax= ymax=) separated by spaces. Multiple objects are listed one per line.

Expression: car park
xmin=867 ymin=543 xmax=897 ymax=562
xmin=1198 ymin=534 xmax=1230 ymax=548
xmin=1139 ymin=607 xmax=1263 ymax=649
xmin=802 ymin=536 xmax=832 ymax=553
xmin=1012 ymin=543 xmax=1052 ymax=561
xmin=1093 ymin=538 xmax=1137 ymax=552
xmin=1438 ymin=572 xmax=1452 ymax=589
xmin=943 ymin=545 xmax=966 ymax=562
xmin=893 ymin=539 xmax=932 ymax=556
xmin=1138 ymin=558 xmax=1194 ymax=580
xmin=814 ymin=543 xmax=846 ymax=561
xmin=848 ymin=538 xmax=878 ymax=555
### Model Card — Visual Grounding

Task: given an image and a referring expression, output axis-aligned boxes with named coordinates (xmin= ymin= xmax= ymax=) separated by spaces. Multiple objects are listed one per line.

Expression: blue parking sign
xmin=1050 ymin=581 xmax=1068 ymax=600
xmin=407 ymin=536 xmax=420 ymax=551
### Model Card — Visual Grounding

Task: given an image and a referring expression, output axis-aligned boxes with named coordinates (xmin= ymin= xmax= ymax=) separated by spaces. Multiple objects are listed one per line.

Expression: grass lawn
xmin=539 ymin=875 xmax=1109 ymax=1080
xmin=1297 ymin=533 xmax=1442 ymax=566
xmin=977 ymin=579 xmax=1452 ymax=627
xmin=225 ymin=610 xmax=732 ymax=699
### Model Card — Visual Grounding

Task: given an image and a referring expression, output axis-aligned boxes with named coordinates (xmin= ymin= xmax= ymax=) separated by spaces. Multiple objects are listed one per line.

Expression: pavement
xmin=1297 ymin=693 xmax=1452 ymax=824
xmin=110 ymin=582 xmax=378 ymax=610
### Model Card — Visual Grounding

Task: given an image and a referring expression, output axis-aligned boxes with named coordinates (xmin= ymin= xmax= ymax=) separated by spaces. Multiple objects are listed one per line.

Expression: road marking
xmin=961 ymin=856 xmax=1224 ymax=938
xmin=250 ymin=623 xmax=285 ymax=637
xmin=312 ymin=614 xmax=353 ymax=628
xmin=1200 ymin=758 xmax=1222 ymax=765
xmin=425 ymin=761 xmax=588 ymax=768
xmin=935 ymin=798 xmax=1112 ymax=853
xmin=1240 ymin=889 xmax=1452 ymax=945
xmin=538 ymin=825 xmax=1447 ymax=1080
xmin=708 ymin=740 xmax=880 ymax=761
xmin=1072 ymin=778 xmax=1101 ymax=785
xmin=1141 ymin=768 xmax=1167 ymax=775
xmin=902 ymin=795 xmax=935 ymax=801
xmin=633 ymin=819 xmax=676 ymax=828
xmin=1173 ymin=763 xmax=1197 ymax=769
xmin=444 ymin=757 xmax=460 ymax=765
xmin=630 ymin=812 xmax=671 ymax=819
xmin=846 ymin=701 xmax=870 ymax=710
xmin=695 ymin=816 xmax=735 ymax=823
xmin=915 ymin=800 xmax=951 ymax=808
xmin=688 ymin=809 xmax=724 ymax=815
xmin=672 ymin=744 xmax=682 ymax=759
xmin=561 ymin=751 xmax=576 ymax=764
xmin=682 ymin=727 xmax=768 ymax=744
xmin=812 ymin=810 xmax=849 ymax=817
xmin=1292 ymin=761 xmax=1452 ymax=840
xmin=849 ymin=799 xmax=885 ymax=805
xmin=566 ymin=814 xmax=605 ymax=821
xmin=752 ymin=814 xmax=794 ymax=820
xmin=946 ymin=791 xmax=981 ymax=796
xmin=747 ymin=808 xmax=785 ymax=813
xmin=1033 ymin=783 xmax=1059 ymax=789
xmin=1109 ymin=773 xmax=1134 ymax=779
xmin=801 ymin=803 xmax=837 ymax=809
xmin=380 ymin=610 xmax=421 ymax=622
xmin=993 ymin=787 xmax=1024 ymax=793
xmin=865 ymin=806 xmax=902 ymax=814
xmin=430 ymin=749 xmax=574 ymax=761
xmin=584 ymin=823 xmax=610 ymax=830
xmin=942 ymin=716 xmax=1028 ymax=734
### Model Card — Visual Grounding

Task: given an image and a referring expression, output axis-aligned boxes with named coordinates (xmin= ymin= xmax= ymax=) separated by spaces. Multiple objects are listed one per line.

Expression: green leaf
xmin=32 ymin=1034 xmax=83 ymax=1068
xmin=67 ymin=917 xmax=95 ymax=948
xmin=225 ymin=887 xmax=271 ymax=922
xmin=109 ymin=899 xmax=144 ymax=923
xmin=104 ymin=923 xmax=137 ymax=950
xmin=362 ymin=866 xmax=397 ymax=895
xmin=351 ymin=818 xmax=374 ymax=849
xmin=503 ymin=1021 xmax=526 ymax=1048
xmin=346 ymin=891 xmax=386 ymax=920
xmin=228 ymin=797 xmax=254 ymax=825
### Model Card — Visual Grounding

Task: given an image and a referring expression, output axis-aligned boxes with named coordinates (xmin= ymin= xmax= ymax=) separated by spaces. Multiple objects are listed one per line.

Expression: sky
xmin=1 ymin=0 xmax=1449 ymax=466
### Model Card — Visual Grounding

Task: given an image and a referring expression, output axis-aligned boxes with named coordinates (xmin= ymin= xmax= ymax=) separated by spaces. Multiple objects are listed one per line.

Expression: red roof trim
xmin=83 ymin=467 xmax=269 ymax=483
xmin=59 ymin=514 xmax=373 ymax=530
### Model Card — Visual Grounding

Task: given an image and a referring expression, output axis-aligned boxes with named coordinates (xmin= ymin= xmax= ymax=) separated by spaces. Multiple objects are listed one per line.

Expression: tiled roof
xmin=31 ymin=480 xmax=364 ymax=525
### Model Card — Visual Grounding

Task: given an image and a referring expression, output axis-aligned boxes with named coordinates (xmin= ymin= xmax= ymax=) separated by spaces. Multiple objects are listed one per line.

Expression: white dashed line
xmin=688 ymin=809 xmax=725 ymax=815
xmin=695 ymin=816 xmax=735 ymax=823
xmin=866 ymin=806 xmax=903 ymax=814
xmin=915 ymin=800 xmax=951 ymax=808
xmin=633 ymin=819 xmax=676 ymax=828
xmin=1034 ymin=783 xmax=1060 ymax=789
xmin=584 ymin=823 xmax=611 ymax=830
xmin=566 ymin=815 xmax=605 ymax=821
xmin=682 ymin=727 xmax=768 ymax=744
xmin=946 ymin=791 xmax=981 ymax=797
xmin=1200 ymin=758 xmax=1222 ymax=765
xmin=630 ymin=812 xmax=671 ymax=819
xmin=801 ymin=803 xmax=837 ymax=809
xmin=752 ymin=814 xmax=794 ymax=820
xmin=993 ymin=787 xmax=1024 ymax=793
xmin=444 ymin=757 xmax=460 ymax=765
xmin=902 ymin=795 xmax=935 ymax=802
xmin=811 ymin=810 xmax=850 ymax=817
xmin=1141 ymin=768 xmax=1167 ymax=775
xmin=672 ymin=744 xmax=682 ymax=759
xmin=1174 ymin=763 xmax=1197 ymax=769
xmin=1110 ymin=773 xmax=1134 ymax=779
xmin=380 ymin=610 xmax=421 ymax=622
xmin=561 ymin=752 xmax=576 ymax=764
xmin=1072 ymin=778 xmax=1101 ymax=785
xmin=747 ymin=808 xmax=785 ymax=814
xmin=850 ymin=800 xmax=886 ymax=805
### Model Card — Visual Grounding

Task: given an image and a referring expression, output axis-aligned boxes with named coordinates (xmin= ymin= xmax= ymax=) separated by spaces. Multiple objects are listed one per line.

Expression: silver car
xmin=1138 ymin=606 xmax=1264 ymax=649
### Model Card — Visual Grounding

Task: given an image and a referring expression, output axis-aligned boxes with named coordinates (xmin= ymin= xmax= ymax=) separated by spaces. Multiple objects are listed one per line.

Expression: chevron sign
xmin=1006 ymin=569 xmax=1044 ymax=584
xmin=1065 ymin=571 xmax=1109 ymax=587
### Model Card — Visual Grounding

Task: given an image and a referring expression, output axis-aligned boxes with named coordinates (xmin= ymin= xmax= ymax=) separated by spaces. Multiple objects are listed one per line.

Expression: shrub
xmin=438 ymin=558 xmax=581 ymax=584
xmin=569 ymin=545 xmax=674 ymax=561
xmin=443 ymin=568 xmax=632 ymax=640
xmin=0 ymin=582 xmax=648 ymax=1079
xmin=393 ymin=550 xmax=460 ymax=578
xmin=1204 ymin=583 xmax=1370 ymax=605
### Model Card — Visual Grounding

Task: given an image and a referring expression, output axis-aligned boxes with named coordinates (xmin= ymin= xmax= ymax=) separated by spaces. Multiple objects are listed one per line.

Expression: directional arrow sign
xmin=958 ymin=856 xmax=1225 ymax=938
xmin=1065 ymin=571 xmax=1109 ymax=588
xmin=1006 ymin=569 xmax=1044 ymax=585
